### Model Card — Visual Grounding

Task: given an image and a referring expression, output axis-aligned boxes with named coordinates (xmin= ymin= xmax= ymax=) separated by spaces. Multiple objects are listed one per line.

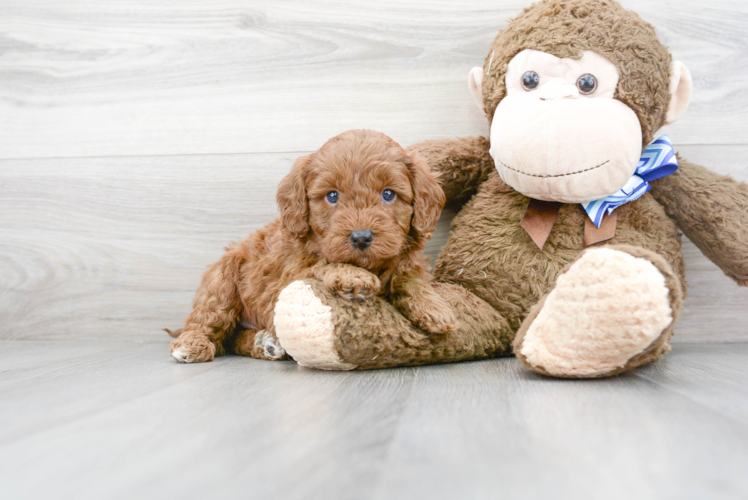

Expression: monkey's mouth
xmin=496 ymin=158 xmax=611 ymax=178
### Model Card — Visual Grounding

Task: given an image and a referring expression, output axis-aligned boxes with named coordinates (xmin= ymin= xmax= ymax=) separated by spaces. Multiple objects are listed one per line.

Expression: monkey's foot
xmin=274 ymin=281 xmax=358 ymax=370
xmin=513 ymin=245 xmax=682 ymax=378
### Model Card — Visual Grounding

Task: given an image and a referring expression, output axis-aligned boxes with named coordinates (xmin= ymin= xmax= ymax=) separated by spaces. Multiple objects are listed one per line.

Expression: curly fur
xmin=169 ymin=129 xmax=455 ymax=363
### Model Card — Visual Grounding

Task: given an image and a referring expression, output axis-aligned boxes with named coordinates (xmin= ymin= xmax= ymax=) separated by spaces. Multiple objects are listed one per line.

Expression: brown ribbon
xmin=520 ymin=199 xmax=617 ymax=250
xmin=584 ymin=210 xmax=617 ymax=247
xmin=520 ymin=199 xmax=563 ymax=250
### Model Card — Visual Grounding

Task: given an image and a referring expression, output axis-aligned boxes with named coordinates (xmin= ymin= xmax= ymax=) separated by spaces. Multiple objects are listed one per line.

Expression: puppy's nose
xmin=349 ymin=230 xmax=374 ymax=250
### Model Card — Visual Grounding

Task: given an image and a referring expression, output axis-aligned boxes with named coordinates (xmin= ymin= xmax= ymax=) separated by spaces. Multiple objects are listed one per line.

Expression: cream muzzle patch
xmin=489 ymin=50 xmax=643 ymax=204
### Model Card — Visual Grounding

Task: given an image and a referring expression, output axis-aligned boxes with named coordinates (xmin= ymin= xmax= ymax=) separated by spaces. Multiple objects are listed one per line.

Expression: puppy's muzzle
xmin=349 ymin=230 xmax=374 ymax=250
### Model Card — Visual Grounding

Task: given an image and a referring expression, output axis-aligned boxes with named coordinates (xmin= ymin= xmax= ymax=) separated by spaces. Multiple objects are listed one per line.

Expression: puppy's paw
xmin=252 ymin=330 xmax=288 ymax=361
xmin=401 ymin=300 xmax=458 ymax=335
xmin=170 ymin=332 xmax=216 ymax=363
xmin=324 ymin=268 xmax=381 ymax=301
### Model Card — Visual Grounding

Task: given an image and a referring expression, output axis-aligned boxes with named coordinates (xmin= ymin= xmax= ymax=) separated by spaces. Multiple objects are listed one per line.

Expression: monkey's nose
xmin=538 ymin=82 xmax=579 ymax=100
xmin=349 ymin=230 xmax=374 ymax=250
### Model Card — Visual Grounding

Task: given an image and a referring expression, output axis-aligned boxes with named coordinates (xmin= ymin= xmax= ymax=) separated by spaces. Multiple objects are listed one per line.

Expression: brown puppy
xmin=169 ymin=129 xmax=455 ymax=363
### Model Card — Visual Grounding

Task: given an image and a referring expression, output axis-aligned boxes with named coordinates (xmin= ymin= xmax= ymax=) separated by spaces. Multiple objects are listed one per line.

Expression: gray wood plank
xmin=371 ymin=351 xmax=748 ymax=500
xmin=0 ymin=153 xmax=296 ymax=340
xmin=0 ymin=339 xmax=136 ymax=386
xmin=0 ymin=341 xmax=747 ymax=500
xmin=1 ymin=145 xmax=747 ymax=341
xmin=0 ymin=339 xmax=414 ymax=500
xmin=635 ymin=343 xmax=748 ymax=422
xmin=0 ymin=340 xmax=220 ymax=445
xmin=1 ymin=0 xmax=746 ymax=159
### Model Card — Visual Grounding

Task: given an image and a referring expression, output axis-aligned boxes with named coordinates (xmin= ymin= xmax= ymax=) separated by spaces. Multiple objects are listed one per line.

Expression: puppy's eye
xmin=381 ymin=189 xmax=396 ymax=203
xmin=522 ymin=71 xmax=540 ymax=91
xmin=577 ymin=74 xmax=597 ymax=95
xmin=325 ymin=191 xmax=338 ymax=204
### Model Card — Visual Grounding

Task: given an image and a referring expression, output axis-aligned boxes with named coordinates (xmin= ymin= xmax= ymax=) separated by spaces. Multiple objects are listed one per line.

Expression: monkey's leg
xmin=513 ymin=244 xmax=683 ymax=379
xmin=170 ymin=249 xmax=244 ymax=363
xmin=231 ymin=327 xmax=288 ymax=361
xmin=274 ymin=280 xmax=512 ymax=370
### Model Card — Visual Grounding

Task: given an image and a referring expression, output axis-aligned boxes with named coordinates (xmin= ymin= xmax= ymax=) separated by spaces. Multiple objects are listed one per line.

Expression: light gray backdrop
xmin=1 ymin=0 xmax=747 ymax=341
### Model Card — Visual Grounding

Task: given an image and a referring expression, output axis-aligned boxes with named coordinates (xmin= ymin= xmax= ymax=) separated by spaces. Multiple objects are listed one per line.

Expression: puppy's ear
xmin=407 ymin=151 xmax=445 ymax=239
xmin=277 ymin=154 xmax=312 ymax=238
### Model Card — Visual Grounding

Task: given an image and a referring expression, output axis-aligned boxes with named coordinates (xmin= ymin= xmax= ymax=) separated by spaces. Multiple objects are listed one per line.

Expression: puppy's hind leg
xmin=170 ymin=248 xmax=245 ymax=363
xmin=231 ymin=327 xmax=288 ymax=361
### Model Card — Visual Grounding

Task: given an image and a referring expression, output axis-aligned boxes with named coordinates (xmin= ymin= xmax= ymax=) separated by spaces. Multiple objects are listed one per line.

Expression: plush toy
xmin=273 ymin=0 xmax=748 ymax=378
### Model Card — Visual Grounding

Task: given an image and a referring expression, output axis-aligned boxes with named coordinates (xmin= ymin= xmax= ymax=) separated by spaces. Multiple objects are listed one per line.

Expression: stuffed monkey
xmin=273 ymin=0 xmax=748 ymax=378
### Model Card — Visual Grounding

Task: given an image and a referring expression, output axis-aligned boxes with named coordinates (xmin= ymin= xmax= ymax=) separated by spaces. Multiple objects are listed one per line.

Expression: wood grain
xmin=0 ymin=340 xmax=747 ymax=499
xmin=1 ymin=145 xmax=746 ymax=341
xmin=1 ymin=0 xmax=747 ymax=159
xmin=0 ymin=152 xmax=297 ymax=339
xmin=2 ymin=3 xmax=747 ymax=498
xmin=1 ymin=0 xmax=747 ymax=342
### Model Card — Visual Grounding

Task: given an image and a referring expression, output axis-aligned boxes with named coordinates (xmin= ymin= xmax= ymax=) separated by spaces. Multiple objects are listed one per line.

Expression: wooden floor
xmin=2 ymin=1 xmax=748 ymax=498
xmin=1 ymin=341 xmax=747 ymax=499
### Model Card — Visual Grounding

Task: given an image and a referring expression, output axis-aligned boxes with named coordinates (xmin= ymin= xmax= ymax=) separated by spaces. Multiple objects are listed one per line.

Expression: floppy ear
xmin=276 ymin=155 xmax=311 ymax=238
xmin=407 ymin=151 xmax=446 ymax=240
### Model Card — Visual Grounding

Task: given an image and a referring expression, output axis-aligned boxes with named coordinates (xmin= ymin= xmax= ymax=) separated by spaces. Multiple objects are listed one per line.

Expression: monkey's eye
xmin=326 ymin=191 xmax=339 ymax=204
xmin=381 ymin=189 xmax=396 ymax=203
xmin=577 ymin=74 xmax=597 ymax=95
xmin=521 ymin=71 xmax=540 ymax=91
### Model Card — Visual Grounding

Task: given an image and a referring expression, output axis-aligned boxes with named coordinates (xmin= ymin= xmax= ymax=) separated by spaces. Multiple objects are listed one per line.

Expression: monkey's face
xmin=488 ymin=50 xmax=642 ymax=203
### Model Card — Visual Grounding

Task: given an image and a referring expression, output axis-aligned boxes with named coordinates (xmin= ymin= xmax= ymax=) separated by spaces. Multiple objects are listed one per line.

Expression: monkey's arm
xmin=650 ymin=156 xmax=748 ymax=286
xmin=408 ymin=136 xmax=494 ymax=207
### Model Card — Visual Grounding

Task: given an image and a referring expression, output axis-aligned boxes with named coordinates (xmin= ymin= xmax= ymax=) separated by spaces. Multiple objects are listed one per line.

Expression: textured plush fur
xmin=169 ymin=129 xmax=454 ymax=363
xmin=273 ymin=0 xmax=748 ymax=378
xmin=513 ymin=245 xmax=682 ymax=378
xmin=480 ymin=0 xmax=671 ymax=147
xmin=413 ymin=136 xmax=495 ymax=208
xmin=275 ymin=279 xmax=513 ymax=370
xmin=652 ymin=157 xmax=748 ymax=286
xmin=274 ymin=281 xmax=357 ymax=370
xmin=432 ymin=168 xmax=686 ymax=330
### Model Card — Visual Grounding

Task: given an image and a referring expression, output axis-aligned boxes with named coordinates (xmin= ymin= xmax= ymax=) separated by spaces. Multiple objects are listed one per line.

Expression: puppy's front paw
xmin=324 ymin=268 xmax=381 ymax=301
xmin=170 ymin=332 xmax=216 ymax=363
xmin=401 ymin=300 xmax=458 ymax=335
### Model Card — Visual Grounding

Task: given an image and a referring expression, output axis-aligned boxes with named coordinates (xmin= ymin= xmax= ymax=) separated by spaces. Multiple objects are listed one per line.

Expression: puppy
xmin=169 ymin=129 xmax=456 ymax=363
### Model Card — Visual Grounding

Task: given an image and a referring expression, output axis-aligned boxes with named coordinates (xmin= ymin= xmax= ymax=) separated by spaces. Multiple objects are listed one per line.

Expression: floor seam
xmin=631 ymin=370 xmax=748 ymax=429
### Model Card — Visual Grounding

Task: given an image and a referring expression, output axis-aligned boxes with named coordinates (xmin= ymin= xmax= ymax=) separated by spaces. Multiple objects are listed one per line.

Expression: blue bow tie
xmin=582 ymin=135 xmax=678 ymax=228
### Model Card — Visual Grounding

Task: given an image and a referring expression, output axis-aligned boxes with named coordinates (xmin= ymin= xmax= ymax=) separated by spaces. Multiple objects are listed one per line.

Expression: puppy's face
xmin=276 ymin=130 xmax=445 ymax=270
xmin=306 ymin=150 xmax=414 ymax=269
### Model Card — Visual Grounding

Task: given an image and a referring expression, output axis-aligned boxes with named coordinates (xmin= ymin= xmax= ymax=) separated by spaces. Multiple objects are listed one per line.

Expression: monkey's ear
xmin=468 ymin=67 xmax=485 ymax=114
xmin=407 ymin=151 xmax=446 ymax=240
xmin=665 ymin=61 xmax=693 ymax=124
xmin=276 ymin=155 xmax=311 ymax=238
